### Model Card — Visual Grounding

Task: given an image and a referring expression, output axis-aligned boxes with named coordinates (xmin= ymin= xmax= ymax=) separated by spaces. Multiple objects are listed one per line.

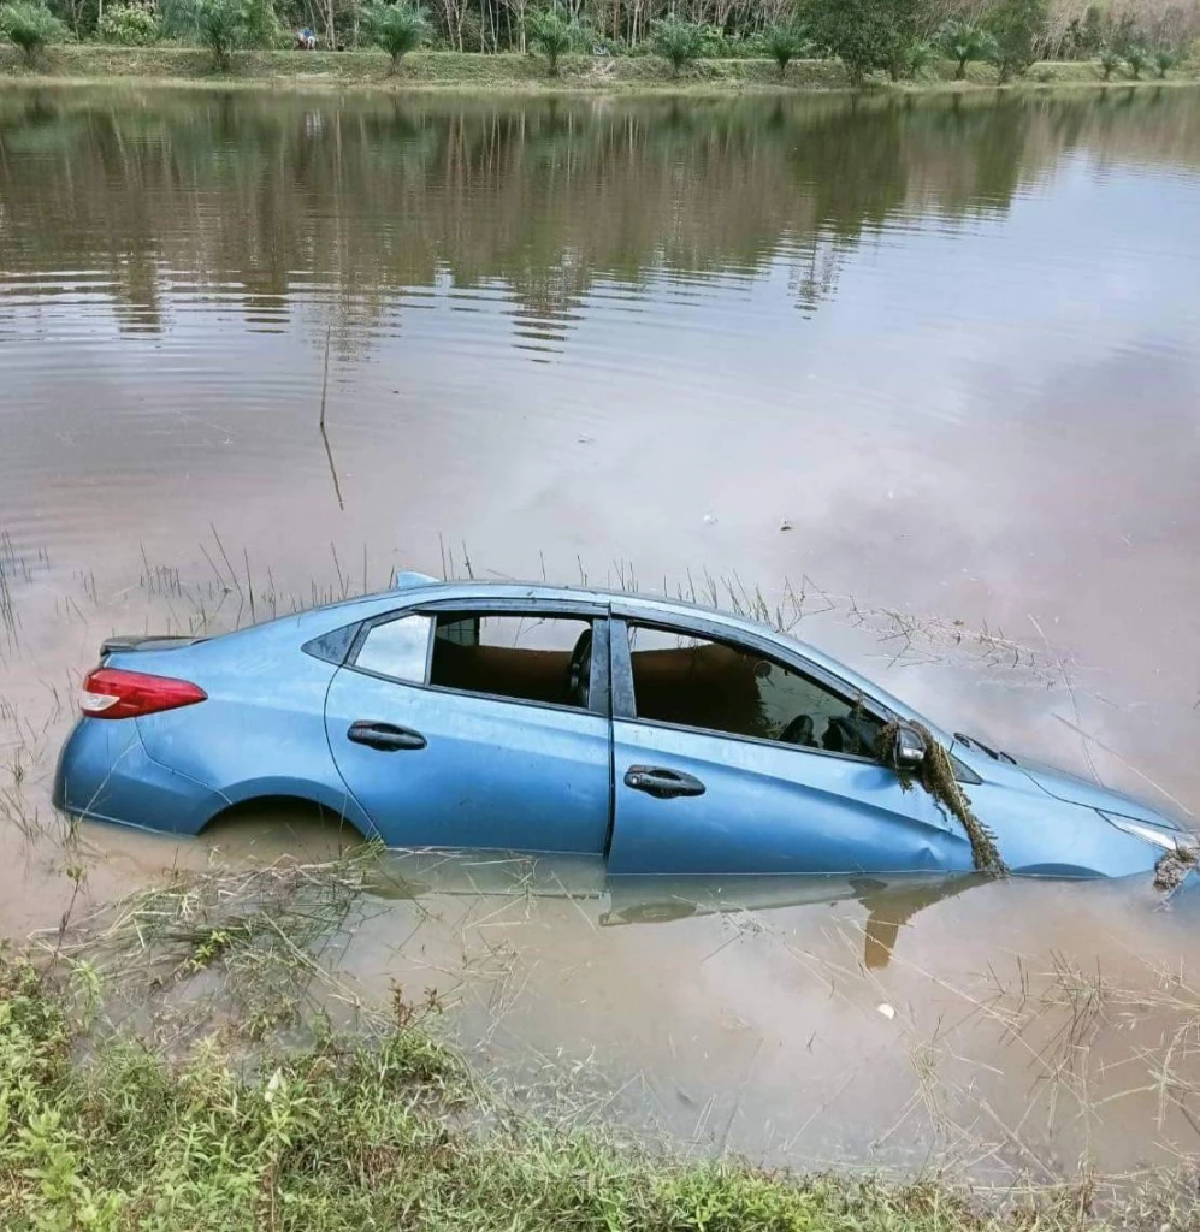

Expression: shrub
xmin=1124 ymin=45 xmax=1148 ymax=78
xmin=527 ymin=8 xmax=572 ymax=75
xmin=158 ymin=0 xmax=200 ymax=37
xmin=365 ymin=1 xmax=426 ymax=67
xmin=1154 ymin=49 xmax=1174 ymax=78
xmin=1099 ymin=45 xmax=1121 ymax=78
xmin=765 ymin=21 xmax=809 ymax=77
xmin=99 ymin=2 xmax=160 ymax=44
xmin=241 ymin=0 xmax=280 ymax=48
xmin=937 ymin=20 xmax=998 ymax=79
xmin=0 ymin=0 xmax=65 ymax=65
xmin=693 ymin=21 xmax=729 ymax=58
xmin=902 ymin=40 xmax=935 ymax=78
xmin=802 ymin=0 xmax=918 ymax=88
xmin=195 ymin=0 xmax=244 ymax=67
xmin=653 ymin=14 xmax=702 ymax=76
xmin=983 ymin=0 xmax=1047 ymax=82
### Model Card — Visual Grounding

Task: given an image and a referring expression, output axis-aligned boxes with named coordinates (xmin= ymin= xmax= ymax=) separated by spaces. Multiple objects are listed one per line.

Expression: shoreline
xmin=3 ymin=45 xmax=1199 ymax=96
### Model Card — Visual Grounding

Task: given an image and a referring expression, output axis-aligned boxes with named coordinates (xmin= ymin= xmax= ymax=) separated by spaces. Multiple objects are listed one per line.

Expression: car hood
xmin=1015 ymin=758 xmax=1189 ymax=833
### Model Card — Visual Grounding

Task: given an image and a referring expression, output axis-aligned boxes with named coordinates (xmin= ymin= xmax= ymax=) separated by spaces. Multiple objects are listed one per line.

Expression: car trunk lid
xmin=100 ymin=634 xmax=208 ymax=660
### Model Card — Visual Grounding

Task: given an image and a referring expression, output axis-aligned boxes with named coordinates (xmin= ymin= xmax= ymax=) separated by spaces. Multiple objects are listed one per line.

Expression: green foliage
xmin=0 ymin=0 xmax=65 ymax=64
xmin=692 ymin=21 xmax=736 ymax=58
xmin=1124 ymin=45 xmax=1148 ymax=78
xmin=1065 ymin=4 xmax=1103 ymax=58
xmin=802 ymin=0 xmax=920 ymax=87
xmin=1110 ymin=11 xmax=1139 ymax=55
xmin=765 ymin=20 xmax=808 ymax=76
xmin=1154 ymin=49 xmax=1175 ymax=78
xmin=157 ymin=0 xmax=201 ymax=38
xmin=528 ymin=8 xmax=573 ymax=75
xmin=241 ymin=0 xmax=280 ymax=48
xmin=1099 ymin=44 xmax=1121 ymax=78
xmin=902 ymin=40 xmax=935 ymax=78
xmin=937 ymin=19 xmax=997 ymax=79
xmin=365 ymin=1 xmax=426 ymax=66
xmin=652 ymin=14 xmax=702 ymax=76
xmin=195 ymin=0 xmax=244 ymax=66
xmin=983 ymin=0 xmax=1047 ymax=81
xmin=98 ymin=3 xmax=159 ymax=44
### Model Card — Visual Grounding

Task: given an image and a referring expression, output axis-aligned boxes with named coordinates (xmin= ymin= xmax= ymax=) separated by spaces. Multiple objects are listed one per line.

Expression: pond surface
xmin=2 ymin=82 xmax=1200 ymax=1180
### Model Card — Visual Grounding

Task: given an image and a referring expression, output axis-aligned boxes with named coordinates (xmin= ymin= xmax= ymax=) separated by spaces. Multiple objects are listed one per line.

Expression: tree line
xmin=2 ymin=0 xmax=1197 ymax=82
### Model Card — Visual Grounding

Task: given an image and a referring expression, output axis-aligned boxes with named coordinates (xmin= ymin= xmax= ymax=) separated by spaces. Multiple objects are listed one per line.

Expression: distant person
xmin=295 ymin=28 xmax=316 ymax=50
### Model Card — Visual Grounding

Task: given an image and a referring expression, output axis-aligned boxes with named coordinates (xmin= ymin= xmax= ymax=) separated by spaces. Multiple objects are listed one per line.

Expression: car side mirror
xmin=888 ymin=724 xmax=926 ymax=771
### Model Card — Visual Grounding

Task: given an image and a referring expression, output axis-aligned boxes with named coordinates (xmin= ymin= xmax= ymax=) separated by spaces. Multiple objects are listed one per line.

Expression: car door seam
xmin=322 ymin=665 xmax=384 ymax=841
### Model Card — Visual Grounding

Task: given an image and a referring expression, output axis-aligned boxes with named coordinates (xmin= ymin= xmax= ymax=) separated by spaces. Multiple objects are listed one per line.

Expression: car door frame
xmin=607 ymin=602 xmax=899 ymax=757
xmin=603 ymin=603 xmax=972 ymax=872
xmin=345 ymin=593 xmax=613 ymax=723
xmin=325 ymin=592 xmax=615 ymax=856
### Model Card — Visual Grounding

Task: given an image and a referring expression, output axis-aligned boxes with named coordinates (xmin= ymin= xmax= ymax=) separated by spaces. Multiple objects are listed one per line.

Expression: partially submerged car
xmin=55 ymin=575 xmax=1196 ymax=880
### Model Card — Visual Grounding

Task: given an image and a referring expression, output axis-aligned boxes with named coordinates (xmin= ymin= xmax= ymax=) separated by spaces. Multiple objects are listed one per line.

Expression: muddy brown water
xmin=2 ymin=83 xmax=1200 ymax=1179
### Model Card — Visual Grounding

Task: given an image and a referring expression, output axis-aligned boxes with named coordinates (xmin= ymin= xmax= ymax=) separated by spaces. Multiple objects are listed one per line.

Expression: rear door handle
xmin=624 ymin=765 xmax=706 ymax=799
xmin=347 ymin=721 xmax=427 ymax=752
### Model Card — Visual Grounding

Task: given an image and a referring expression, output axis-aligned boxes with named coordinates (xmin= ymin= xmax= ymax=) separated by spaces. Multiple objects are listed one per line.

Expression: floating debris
xmin=880 ymin=721 xmax=1008 ymax=878
xmin=1154 ymin=845 xmax=1198 ymax=893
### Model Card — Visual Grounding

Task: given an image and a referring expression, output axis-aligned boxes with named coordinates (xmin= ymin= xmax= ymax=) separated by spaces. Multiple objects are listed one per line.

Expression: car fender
xmin=203 ymin=774 xmax=377 ymax=836
xmin=126 ymin=636 xmax=364 ymax=830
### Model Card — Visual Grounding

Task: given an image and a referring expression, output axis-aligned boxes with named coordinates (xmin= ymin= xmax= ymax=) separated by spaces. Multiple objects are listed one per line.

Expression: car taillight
xmin=80 ymin=667 xmax=207 ymax=719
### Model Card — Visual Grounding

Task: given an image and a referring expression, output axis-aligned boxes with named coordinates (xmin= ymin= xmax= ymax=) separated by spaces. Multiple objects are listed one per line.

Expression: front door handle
xmin=347 ymin=721 xmax=427 ymax=752
xmin=624 ymin=765 xmax=706 ymax=799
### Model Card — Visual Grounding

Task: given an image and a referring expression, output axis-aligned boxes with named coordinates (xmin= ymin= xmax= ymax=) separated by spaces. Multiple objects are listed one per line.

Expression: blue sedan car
xmin=55 ymin=575 xmax=1195 ymax=879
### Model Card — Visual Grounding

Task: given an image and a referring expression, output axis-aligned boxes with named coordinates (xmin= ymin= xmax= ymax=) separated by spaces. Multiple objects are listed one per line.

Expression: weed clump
xmin=1153 ymin=844 xmax=1198 ymax=892
xmin=879 ymin=721 xmax=1008 ymax=876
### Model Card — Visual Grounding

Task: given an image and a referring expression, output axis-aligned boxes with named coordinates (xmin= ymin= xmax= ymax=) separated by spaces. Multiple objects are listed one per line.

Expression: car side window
xmin=355 ymin=614 xmax=433 ymax=683
xmin=427 ymin=612 xmax=595 ymax=710
xmin=625 ymin=623 xmax=883 ymax=758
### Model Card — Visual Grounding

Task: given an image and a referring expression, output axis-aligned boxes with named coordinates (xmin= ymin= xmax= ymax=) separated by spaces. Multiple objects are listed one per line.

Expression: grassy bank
xmin=2 ymin=842 xmax=1199 ymax=1232
xmin=2 ymin=43 xmax=1198 ymax=93
xmin=2 ymin=953 xmax=1198 ymax=1232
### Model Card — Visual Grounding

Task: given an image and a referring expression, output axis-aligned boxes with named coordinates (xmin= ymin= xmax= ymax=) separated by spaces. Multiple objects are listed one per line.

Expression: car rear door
xmin=605 ymin=613 xmax=972 ymax=876
xmin=324 ymin=598 xmax=612 ymax=855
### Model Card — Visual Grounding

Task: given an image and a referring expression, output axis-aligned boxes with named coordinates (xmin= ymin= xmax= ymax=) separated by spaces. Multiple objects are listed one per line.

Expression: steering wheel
xmin=779 ymin=713 xmax=817 ymax=748
xmin=568 ymin=629 xmax=593 ymax=708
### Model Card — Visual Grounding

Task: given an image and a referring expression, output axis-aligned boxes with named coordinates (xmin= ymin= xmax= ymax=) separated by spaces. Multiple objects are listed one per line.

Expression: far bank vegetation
xmin=1 ymin=0 xmax=1198 ymax=85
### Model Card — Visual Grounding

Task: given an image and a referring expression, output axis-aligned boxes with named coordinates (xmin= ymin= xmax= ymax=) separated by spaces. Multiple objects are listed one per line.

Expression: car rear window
xmin=355 ymin=614 xmax=433 ymax=683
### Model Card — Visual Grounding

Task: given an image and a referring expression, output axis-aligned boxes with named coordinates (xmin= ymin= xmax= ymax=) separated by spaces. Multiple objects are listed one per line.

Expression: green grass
xmin=2 ymin=949 xmax=1199 ymax=1230
xmin=2 ymin=43 xmax=1197 ymax=93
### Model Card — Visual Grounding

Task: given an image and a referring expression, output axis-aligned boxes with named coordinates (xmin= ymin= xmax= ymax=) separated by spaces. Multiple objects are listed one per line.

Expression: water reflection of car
xmin=362 ymin=848 xmax=988 ymax=969
xmin=55 ymin=575 xmax=1196 ymax=884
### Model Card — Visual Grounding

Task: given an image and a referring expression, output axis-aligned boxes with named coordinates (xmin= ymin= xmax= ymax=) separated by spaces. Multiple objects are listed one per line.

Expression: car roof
xmin=362 ymin=574 xmax=792 ymax=638
xmin=299 ymin=575 xmax=938 ymax=735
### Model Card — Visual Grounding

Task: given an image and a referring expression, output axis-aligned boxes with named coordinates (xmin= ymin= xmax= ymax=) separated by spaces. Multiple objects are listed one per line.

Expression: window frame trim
xmin=608 ymin=613 xmax=889 ymax=765
xmin=345 ymin=598 xmax=611 ymax=719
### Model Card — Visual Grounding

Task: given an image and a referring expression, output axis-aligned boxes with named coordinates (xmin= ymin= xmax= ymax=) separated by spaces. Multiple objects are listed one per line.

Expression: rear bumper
xmin=54 ymin=718 xmax=224 ymax=835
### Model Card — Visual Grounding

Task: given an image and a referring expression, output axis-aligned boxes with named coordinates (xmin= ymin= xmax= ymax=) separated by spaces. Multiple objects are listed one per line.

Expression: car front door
xmin=605 ymin=614 xmax=973 ymax=876
xmin=324 ymin=599 xmax=612 ymax=854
